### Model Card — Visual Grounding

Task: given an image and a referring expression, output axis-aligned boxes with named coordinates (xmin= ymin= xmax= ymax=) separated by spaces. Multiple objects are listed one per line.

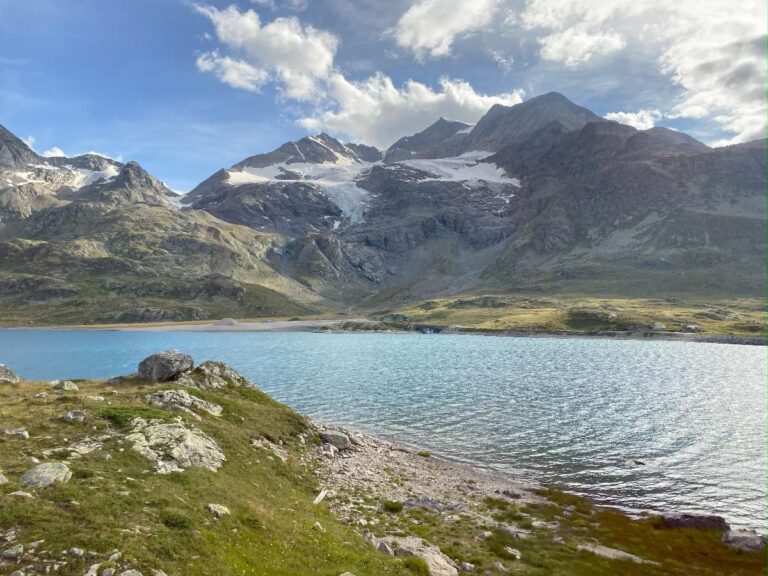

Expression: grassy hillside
xmin=372 ymin=295 xmax=766 ymax=337
xmin=0 ymin=370 xmax=407 ymax=576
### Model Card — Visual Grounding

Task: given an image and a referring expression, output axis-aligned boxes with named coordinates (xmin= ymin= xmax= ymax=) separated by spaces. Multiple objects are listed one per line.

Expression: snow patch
xmin=226 ymin=159 xmax=374 ymax=223
xmin=400 ymin=151 xmax=520 ymax=187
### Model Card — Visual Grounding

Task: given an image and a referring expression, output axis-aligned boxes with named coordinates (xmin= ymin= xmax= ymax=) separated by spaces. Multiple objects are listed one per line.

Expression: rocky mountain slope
xmin=0 ymin=132 xmax=327 ymax=324
xmin=0 ymin=91 xmax=764 ymax=323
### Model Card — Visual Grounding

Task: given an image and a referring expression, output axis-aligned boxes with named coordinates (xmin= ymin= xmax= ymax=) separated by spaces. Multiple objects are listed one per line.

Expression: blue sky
xmin=0 ymin=0 xmax=764 ymax=191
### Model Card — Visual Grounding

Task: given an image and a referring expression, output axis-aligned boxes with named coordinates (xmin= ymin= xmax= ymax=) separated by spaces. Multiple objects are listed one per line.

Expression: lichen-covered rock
xmin=63 ymin=410 xmax=86 ymax=423
xmin=138 ymin=350 xmax=194 ymax=382
xmin=379 ymin=536 xmax=458 ymax=576
xmin=174 ymin=360 xmax=252 ymax=390
xmin=144 ymin=390 xmax=222 ymax=418
xmin=2 ymin=543 xmax=23 ymax=559
xmin=52 ymin=380 xmax=78 ymax=391
xmin=20 ymin=462 xmax=72 ymax=487
xmin=126 ymin=417 xmax=225 ymax=473
xmin=206 ymin=503 xmax=231 ymax=518
xmin=0 ymin=363 xmax=20 ymax=384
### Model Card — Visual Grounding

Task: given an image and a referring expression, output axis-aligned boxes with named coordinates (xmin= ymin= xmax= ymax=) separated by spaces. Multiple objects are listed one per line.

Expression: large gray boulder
xmin=378 ymin=536 xmax=458 ymax=576
xmin=138 ymin=350 xmax=194 ymax=382
xmin=0 ymin=363 xmax=20 ymax=384
xmin=320 ymin=430 xmax=351 ymax=451
xmin=21 ymin=462 xmax=72 ymax=487
xmin=722 ymin=530 xmax=766 ymax=551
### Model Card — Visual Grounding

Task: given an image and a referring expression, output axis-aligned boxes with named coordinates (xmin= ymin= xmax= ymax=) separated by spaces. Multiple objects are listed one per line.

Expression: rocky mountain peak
xmin=0 ymin=123 xmax=41 ymax=170
xmin=463 ymin=92 xmax=606 ymax=153
xmin=384 ymin=117 xmax=472 ymax=162
xmin=76 ymin=160 xmax=176 ymax=206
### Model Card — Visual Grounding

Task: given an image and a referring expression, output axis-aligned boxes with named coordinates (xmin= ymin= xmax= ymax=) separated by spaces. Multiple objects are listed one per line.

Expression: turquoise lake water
xmin=0 ymin=329 xmax=765 ymax=530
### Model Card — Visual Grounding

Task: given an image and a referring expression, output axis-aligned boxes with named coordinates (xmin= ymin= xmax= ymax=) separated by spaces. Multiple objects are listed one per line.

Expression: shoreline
xmin=312 ymin=422 xmax=765 ymax=534
xmin=1 ymin=317 xmax=764 ymax=345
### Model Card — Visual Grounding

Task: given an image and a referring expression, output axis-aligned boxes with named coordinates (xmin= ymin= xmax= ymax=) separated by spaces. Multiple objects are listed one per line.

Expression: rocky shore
xmin=0 ymin=353 xmax=765 ymax=576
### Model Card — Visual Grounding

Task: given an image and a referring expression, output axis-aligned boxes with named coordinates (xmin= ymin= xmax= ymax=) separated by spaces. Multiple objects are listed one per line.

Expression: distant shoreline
xmin=2 ymin=317 xmax=764 ymax=345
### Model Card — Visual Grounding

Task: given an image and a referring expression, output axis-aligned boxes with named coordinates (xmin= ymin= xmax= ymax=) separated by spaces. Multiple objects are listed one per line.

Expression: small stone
xmin=503 ymin=546 xmax=521 ymax=560
xmin=312 ymin=521 xmax=324 ymax=532
xmin=63 ymin=410 xmax=86 ymax=424
xmin=27 ymin=456 xmax=40 ymax=464
xmin=206 ymin=503 xmax=230 ymax=518
xmin=0 ymin=473 xmax=8 ymax=485
xmin=9 ymin=491 xmax=35 ymax=498
xmin=87 ymin=395 xmax=106 ymax=402
xmin=120 ymin=570 xmax=144 ymax=576
xmin=69 ymin=547 xmax=85 ymax=558
xmin=478 ymin=530 xmax=493 ymax=539
xmin=2 ymin=543 xmax=23 ymax=559
xmin=102 ymin=569 xmax=116 ymax=576
xmin=4 ymin=428 xmax=29 ymax=439
xmin=84 ymin=565 xmax=101 ymax=576
xmin=108 ymin=551 xmax=122 ymax=562
xmin=150 ymin=570 xmax=168 ymax=576
xmin=53 ymin=380 xmax=79 ymax=391
xmin=21 ymin=462 xmax=72 ymax=487
xmin=460 ymin=562 xmax=475 ymax=571
xmin=9 ymin=570 xmax=25 ymax=576
xmin=376 ymin=541 xmax=394 ymax=555
xmin=31 ymin=392 xmax=48 ymax=399
xmin=493 ymin=561 xmax=509 ymax=573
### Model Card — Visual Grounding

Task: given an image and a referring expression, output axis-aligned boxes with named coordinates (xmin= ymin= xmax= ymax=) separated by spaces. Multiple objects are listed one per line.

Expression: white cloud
xmin=488 ymin=49 xmax=514 ymax=73
xmin=196 ymin=5 xmax=525 ymax=149
xmin=538 ymin=26 xmax=625 ymax=67
xmin=605 ymin=109 xmax=662 ymax=130
xmin=22 ymin=135 xmax=35 ymax=149
xmin=196 ymin=52 xmax=269 ymax=91
xmin=195 ymin=5 xmax=337 ymax=100
xmin=299 ymin=73 xmax=523 ymax=148
xmin=41 ymin=146 xmax=68 ymax=158
xmin=514 ymin=0 xmax=766 ymax=144
xmin=394 ymin=0 xmax=500 ymax=59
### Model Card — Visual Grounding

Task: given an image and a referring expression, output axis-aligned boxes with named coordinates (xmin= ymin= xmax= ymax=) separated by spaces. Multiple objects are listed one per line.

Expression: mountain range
xmin=0 ymin=92 xmax=765 ymax=323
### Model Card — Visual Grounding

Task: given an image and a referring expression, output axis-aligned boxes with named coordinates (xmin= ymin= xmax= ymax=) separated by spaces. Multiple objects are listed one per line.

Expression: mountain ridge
xmin=0 ymin=91 xmax=764 ymax=324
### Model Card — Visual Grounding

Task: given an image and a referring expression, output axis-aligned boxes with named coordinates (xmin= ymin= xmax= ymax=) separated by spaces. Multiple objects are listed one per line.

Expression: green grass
xmin=382 ymin=500 xmax=404 ymax=513
xmin=0 ymin=377 xmax=410 ymax=576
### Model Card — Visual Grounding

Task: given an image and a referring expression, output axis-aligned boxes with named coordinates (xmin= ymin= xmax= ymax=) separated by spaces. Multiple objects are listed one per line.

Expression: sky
xmin=0 ymin=0 xmax=765 ymax=191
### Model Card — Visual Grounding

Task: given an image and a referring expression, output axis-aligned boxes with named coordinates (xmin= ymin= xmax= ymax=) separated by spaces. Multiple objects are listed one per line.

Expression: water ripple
xmin=0 ymin=330 xmax=765 ymax=530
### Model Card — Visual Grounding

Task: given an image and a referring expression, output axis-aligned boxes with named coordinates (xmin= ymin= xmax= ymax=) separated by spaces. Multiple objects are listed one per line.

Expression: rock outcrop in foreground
xmin=0 ymin=353 xmax=764 ymax=576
